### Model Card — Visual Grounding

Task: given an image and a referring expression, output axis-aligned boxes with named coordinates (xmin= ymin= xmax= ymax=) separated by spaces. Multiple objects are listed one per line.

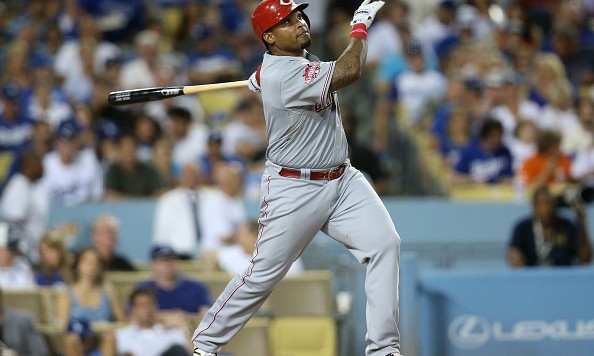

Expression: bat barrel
xmin=108 ymin=86 xmax=184 ymax=106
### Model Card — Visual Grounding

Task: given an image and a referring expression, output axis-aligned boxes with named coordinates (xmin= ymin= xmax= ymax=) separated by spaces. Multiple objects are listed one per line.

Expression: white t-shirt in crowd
xmin=397 ymin=69 xmax=447 ymax=124
xmin=171 ymin=123 xmax=208 ymax=167
xmin=41 ymin=148 xmax=103 ymax=206
xmin=0 ymin=256 xmax=36 ymax=289
xmin=367 ymin=21 xmax=402 ymax=65
xmin=115 ymin=323 xmax=188 ymax=356
xmin=0 ymin=174 xmax=49 ymax=262
xmin=201 ymin=189 xmax=247 ymax=252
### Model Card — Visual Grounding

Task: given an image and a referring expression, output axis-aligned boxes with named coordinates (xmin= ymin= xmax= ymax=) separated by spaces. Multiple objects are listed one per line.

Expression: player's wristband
xmin=350 ymin=23 xmax=368 ymax=40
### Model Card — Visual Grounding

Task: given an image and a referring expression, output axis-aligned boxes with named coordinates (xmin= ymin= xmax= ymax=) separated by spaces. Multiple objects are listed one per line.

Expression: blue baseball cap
xmin=150 ymin=245 xmax=176 ymax=260
xmin=56 ymin=119 xmax=81 ymax=140
xmin=2 ymin=82 xmax=21 ymax=101
xmin=67 ymin=318 xmax=93 ymax=338
xmin=95 ymin=120 xmax=120 ymax=140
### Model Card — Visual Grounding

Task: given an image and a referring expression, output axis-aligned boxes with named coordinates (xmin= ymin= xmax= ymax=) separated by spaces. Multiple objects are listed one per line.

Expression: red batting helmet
xmin=251 ymin=0 xmax=310 ymax=43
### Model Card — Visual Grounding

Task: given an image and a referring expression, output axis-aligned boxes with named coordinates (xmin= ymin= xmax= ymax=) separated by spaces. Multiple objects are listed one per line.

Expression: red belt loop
xmin=279 ymin=163 xmax=346 ymax=181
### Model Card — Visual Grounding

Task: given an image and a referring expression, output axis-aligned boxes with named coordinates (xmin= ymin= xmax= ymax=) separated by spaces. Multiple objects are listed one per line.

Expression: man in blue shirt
xmin=137 ymin=245 xmax=212 ymax=329
xmin=452 ymin=119 xmax=514 ymax=185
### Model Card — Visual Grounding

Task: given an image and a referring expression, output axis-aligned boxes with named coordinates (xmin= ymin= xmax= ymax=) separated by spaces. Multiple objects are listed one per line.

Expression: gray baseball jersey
xmin=261 ymin=52 xmax=348 ymax=169
xmin=193 ymin=52 xmax=402 ymax=356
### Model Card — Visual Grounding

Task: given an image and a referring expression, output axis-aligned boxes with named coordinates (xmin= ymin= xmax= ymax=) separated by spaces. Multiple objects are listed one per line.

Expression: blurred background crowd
xmin=1 ymin=0 xmax=594 ymax=355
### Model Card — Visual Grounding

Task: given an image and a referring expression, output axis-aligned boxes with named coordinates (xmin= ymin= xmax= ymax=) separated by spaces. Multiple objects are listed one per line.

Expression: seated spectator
xmin=221 ymin=97 xmax=267 ymax=163
xmin=115 ymin=287 xmax=191 ymax=356
xmin=507 ymin=120 xmax=539 ymax=172
xmin=90 ymin=215 xmax=136 ymax=272
xmin=134 ymin=114 xmax=162 ymax=162
xmin=35 ymin=233 xmax=72 ymax=287
xmin=0 ymin=150 xmax=47 ymax=263
xmin=150 ymin=138 xmax=179 ymax=189
xmin=451 ymin=119 xmax=514 ymax=185
xmin=518 ymin=129 xmax=573 ymax=188
xmin=0 ymin=222 xmax=35 ymax=289
xmin=153 ymin=163 xmax=205 ymax=260
xmin=198 ymin=131 xmax=243 ymax=187
xmin=55 ymin=247 xmax=126 ymax=326
xmin=137 ymin=245 xmax=212 ymax=329
xmin=0 ymin=287 xmax=50 ymax=356
xmin=201 ymin=163 xmax=247 ymax=253
xmin=63 ymin=316 xmax=115 ymax=356
xmin=436 ymin=106 xmax=472 ymax=169
xmin=167 ymin=107 xmax=208 ymax=168
xmin=508 ymin=186 xmax=593 ymax=267
xmin=0 ymin=82 xmax=34 ymax=155
xmin=217 ymin=220 xmax=304 ymax=276
xmin=104 ymin=134 xmax=166 ymax=200
xmin=41 ymin=119 xmax=103 ymax=205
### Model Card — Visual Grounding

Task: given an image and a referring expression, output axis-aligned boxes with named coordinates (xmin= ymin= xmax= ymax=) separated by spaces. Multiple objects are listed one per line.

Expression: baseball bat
xmin=107 ymin=80 xmax=249 ymax=106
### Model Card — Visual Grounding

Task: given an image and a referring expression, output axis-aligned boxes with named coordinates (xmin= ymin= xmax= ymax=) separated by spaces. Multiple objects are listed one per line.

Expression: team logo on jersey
xmin=303 ymin=62 xmax=321 ymax=85
xmin=280 ymin=0 xmax=294 ymax=5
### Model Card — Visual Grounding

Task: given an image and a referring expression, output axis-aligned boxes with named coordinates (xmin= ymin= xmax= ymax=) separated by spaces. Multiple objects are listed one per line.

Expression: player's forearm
xmin=329 ymin=38 xmax=367 ymax=93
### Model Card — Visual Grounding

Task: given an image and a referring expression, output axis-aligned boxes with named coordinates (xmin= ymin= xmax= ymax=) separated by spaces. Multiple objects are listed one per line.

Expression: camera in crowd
xmin=556 ymin=185 xmax=594 ymax=208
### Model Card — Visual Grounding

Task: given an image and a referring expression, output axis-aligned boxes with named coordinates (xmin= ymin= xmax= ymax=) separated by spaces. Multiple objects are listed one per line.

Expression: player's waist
xmin=268 ymin=160 xmax=350 ymax=181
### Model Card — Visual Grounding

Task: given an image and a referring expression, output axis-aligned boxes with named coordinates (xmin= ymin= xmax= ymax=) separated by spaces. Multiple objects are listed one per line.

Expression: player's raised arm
xmin=329 ymin=0 xmax=385 ymax=93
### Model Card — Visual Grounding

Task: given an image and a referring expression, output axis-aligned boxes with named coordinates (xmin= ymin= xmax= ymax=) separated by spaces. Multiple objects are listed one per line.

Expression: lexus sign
xmin=448 ymin=314 xmax=594 ymax=349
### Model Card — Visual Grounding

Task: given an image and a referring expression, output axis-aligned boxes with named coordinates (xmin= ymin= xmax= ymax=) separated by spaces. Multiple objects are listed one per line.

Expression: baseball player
xmin=192 ymin=1 xmax=403 ymax=356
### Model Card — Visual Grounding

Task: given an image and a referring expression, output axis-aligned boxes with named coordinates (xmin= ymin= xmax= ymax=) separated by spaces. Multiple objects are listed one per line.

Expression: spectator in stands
xmin=53 ymin=15 xmax=120 ymax=84
xmin=77 ymin=0 xmax=147 ymax=44
xmin=487 ymin=70 xmax=541 ymax=145
xmin=26 ymin=79 xmax=73 ymax=130
xmin=153 ymin=163 xmax=205 ymax=260
xmin=30 ymin=120 xmax=53 ymax=158
xmin=115 ymin=287 xmax=191 ymax=356
xmin=0 ymin=83 xmax=34 ymax=154
xmin=63 ymin=316 xmax=116 ymax=356
xmin=55 ymin=247 xmax=126 ymax=326
xmin=342 ymin=109 xmax=389 ymax=194
xmin=508 ymin=185 xmax=593 ymax=267
xmin=201 ymin=163 xmax=247 ymax=253
xmin=221 ymin=96 xmax=267 ymax=163
xmin=167 ymin=107 xmax=208 ymax=168
xmin=186 ymin=23 xmax=243 ymax=85
xmin=438 ymin=106 xmax=472 ymax=168
xmin=137 ymin=245 xmax=212 ymax=329
xmin=91 ymin=215 xmax=136 ymax=272
xmin=120 ymin=30 xmax=162 ymax=90
xmin=198 ymin=131 xmax=243 ymax=186
xmin=0 ymin=150 xmax=47 ymax=263
xmin=507 ymin=119 xmax=539 ymax=172
xmin=415 ymin=0 xmax=457 ymax=50
xmin=217 ymin=219 xmax=304 ymax=276
xmin=0 ymin=222 xmax=35 ymax=289
xmin=104 ymin=134 xmax=166 ymax=199
xmin=539 ymin=82 xmax=582 ymax=155
xmin=451 ymin=119 xmax=514 ymax=185
xmin=527 ymin=53 xmax=568 ymax=108
xmin=0 ymin=287 xmax=50 ymax=356
xmin=35 ymin=232 xmax=71 ymax=287
xmin=518 ymin=129 xmax=573 ymax=187
xmin=396 ymin=39 xmax=447 ymax=127
xmin=365 ymin=0 xmax=408 ymax=67
xmin=134 ymin=114 xmax=162 ymax=162
xmin=94 ymin=119 xmax=120 ymax=170
xmin=41 ymin=119 xmax=103 ymax=205
xmin=151 ymin=137 xmax=178 ymax=189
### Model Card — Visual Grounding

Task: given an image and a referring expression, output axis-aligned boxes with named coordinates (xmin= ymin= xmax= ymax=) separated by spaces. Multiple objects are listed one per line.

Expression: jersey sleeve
xmin=280 ymin=60 xmax=335 ymax=108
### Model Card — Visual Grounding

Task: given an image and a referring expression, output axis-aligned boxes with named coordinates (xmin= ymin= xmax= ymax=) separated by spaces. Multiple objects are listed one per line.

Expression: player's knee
xmin=380 ymin=231 xmax=401 ymax=254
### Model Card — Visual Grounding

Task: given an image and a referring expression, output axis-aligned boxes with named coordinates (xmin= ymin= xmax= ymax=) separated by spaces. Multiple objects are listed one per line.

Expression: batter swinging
xmin=193 ymin=1 xmax=402 ymax=355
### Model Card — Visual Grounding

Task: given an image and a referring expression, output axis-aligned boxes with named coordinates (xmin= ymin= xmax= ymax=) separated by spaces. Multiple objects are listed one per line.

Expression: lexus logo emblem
xmin=448 ymin=314 xmax=491 ymax=349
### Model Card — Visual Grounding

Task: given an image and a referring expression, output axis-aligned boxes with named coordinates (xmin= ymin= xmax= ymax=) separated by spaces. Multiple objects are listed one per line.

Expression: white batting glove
xmin=350 ymin=0 xmax=385 ymax=28
xmin=248 ymin=70 xmax=261 ymax=93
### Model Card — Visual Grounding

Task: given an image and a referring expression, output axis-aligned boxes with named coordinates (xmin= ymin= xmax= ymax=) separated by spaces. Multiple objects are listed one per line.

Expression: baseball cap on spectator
xmin=95 ymin=120 xmax=120 ymax=140
xmin=208 ymin=130 xmax=223 ymax=143
xmin=67 ymin=317 xmax=93 ymax=338
xmin=404 ymin=40 xmax=423 ymax=56
xmin=56 ymin=119 xmax=81 ymax=140
xmin=439 ymin=0 xmax=456 ymax=10
xmin=1 ymin=82 xmax=21 ymax=101
xmin=150 ymin=245 xmax=176 ymax=260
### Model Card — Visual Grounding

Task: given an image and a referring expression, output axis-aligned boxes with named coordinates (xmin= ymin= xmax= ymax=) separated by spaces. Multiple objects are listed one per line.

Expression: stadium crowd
xmin=0 ymin=0 xmax=594 ymax=355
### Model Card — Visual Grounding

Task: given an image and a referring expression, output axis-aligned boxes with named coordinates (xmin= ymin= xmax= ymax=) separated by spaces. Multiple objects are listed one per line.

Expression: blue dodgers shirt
xmin=454 ymin=141 xmax=514 ymax=184
xmin=137 ymin=277 xmax=212 ymax=313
